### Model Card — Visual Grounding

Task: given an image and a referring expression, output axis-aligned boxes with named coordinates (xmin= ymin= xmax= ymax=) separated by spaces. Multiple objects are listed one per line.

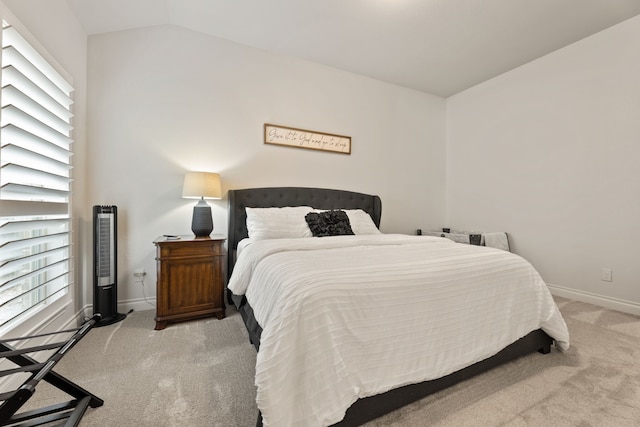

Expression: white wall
xmin=87 ymin=25 xmax=447 ymax=310
xmin=447 ymin=16 xmax=640 ymax=313
xmin=6 ymin=3 xmax=639 ymax=321
xmin=6 ymin=3 xmax=638 ymax=321
xmin=1 ymin=0 xmax=88 ymax=336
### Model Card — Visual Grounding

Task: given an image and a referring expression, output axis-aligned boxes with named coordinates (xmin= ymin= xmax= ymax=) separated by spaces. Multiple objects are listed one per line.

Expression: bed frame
xmin=226 ymin=186 xmax=552 ymax=427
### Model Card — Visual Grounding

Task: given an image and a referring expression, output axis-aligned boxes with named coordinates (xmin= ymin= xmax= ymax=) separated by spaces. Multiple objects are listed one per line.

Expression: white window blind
xmin=0 ymin=20 xmax=74 ymax=328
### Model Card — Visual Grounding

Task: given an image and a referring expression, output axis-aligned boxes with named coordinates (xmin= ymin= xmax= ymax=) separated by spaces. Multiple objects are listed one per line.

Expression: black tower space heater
xmin=93 ymin=205 xmax=126 ymax=327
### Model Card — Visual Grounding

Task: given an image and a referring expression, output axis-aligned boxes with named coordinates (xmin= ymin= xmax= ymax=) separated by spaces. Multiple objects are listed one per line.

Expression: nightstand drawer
xmin=156 ymin=238 xmax=224 ymax=259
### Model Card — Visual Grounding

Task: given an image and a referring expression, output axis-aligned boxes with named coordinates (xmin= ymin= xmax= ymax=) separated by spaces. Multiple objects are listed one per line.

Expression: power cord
xmin=139 ymin=276 xmax=156 ymax=307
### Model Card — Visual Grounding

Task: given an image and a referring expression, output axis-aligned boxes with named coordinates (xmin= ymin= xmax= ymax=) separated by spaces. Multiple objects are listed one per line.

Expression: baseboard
xmin=117 ymin=297 xmax=156 ymax=314
xmin=548 ymin=284 xmax=640 ymax=316
xmin=81 ymin=299 xmax=155 ymax=325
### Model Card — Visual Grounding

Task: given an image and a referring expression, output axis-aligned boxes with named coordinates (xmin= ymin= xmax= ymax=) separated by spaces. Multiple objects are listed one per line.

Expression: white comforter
xmin=228 ymin=234 xmax=570 ymax=427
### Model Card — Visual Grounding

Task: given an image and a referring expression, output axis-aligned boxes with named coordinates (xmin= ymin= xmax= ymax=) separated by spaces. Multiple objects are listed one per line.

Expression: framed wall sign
xmin=264 ymin=123 xmax=351 ymax=155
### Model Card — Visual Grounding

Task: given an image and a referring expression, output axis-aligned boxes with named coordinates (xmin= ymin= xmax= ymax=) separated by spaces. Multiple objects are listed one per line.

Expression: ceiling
xmin=66 ymin=0 xmax=640 ymax=97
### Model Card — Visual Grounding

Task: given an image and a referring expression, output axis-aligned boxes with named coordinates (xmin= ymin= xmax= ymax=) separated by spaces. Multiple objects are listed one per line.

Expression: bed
xmin=226 ymin=187 xmax=570 ymax=427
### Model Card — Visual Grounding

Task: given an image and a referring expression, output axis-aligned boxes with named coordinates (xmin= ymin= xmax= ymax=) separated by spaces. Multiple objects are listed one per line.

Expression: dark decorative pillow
xmin=305 ymin=210 xmax=354 ymax=237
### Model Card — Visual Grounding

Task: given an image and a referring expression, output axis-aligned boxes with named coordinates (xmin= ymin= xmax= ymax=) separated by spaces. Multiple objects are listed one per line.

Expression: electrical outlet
xmin=133 ymin=268 xmax=146 ymax=278
xmin=601 ymin=268 xmax=612 ymax=282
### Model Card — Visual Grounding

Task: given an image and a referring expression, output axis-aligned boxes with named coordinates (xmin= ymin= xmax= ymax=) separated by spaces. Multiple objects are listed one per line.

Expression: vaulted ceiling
xmin=67 ymin=0 xmax=640 ymax=97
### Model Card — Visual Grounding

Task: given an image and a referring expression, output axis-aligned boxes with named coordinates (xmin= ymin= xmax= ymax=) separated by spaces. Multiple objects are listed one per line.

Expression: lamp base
xmin=191 ymin=198 xmax=213 ymax=237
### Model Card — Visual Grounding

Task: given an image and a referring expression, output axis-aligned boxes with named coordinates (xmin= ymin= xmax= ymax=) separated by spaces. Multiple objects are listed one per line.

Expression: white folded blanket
xmin=425 ymin=229 xmax=510 ymax=251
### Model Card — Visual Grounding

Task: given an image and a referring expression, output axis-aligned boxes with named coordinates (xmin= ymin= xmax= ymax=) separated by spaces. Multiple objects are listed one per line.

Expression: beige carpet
xmin=22 ymin=297 xmax=640 ymax=426
xmin=23 ymin=309 xmax=258 ymax=427
xmin=366 ymin=297 xmax=640 ymax=426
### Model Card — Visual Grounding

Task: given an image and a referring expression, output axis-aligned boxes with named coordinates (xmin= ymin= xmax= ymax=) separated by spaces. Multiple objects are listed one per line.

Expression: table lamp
xmin=182 ymin=171 xmax=222 ymax=237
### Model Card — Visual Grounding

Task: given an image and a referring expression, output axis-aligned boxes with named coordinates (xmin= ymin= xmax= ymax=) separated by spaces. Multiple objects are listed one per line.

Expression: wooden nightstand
xmin=153 ymin=235 xmax=226 ymax=330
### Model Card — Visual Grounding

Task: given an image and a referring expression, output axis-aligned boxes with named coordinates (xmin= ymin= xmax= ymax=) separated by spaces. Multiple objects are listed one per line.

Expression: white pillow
xmin=246 ymin=206 xmax=313 ymax=240
xmin=344 ymin=209 xmax=381 ymax=235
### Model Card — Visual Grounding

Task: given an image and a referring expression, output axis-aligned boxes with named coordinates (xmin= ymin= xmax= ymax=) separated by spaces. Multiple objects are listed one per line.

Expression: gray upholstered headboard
xmin=227 ymin=187 xmax=382 ymax=279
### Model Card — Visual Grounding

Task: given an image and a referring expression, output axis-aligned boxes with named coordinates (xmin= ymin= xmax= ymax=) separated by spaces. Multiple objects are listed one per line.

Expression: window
xmin=0 ymin=19 xmax=74 ymax=329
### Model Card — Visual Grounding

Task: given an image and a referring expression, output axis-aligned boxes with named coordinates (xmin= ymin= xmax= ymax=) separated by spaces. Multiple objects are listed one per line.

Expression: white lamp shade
xmin=182 ymin=172 xmax=222 ymax=199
